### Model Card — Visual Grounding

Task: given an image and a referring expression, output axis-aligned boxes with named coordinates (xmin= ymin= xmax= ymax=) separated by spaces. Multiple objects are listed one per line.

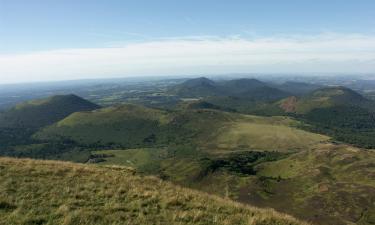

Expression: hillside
xmin=273 ymin=81 xmax=322 ymax=95
xmin=278 ymin=86 xmax=373 ymax=114
xmin=34 ymin=104 xmax=179 ymax=148
xmin=240 ymin=86 xmax=290 ymax=101
xmin=35 ymin=105 xmax=327 ymax=153
xmin=0 ymin=94 xmax=100 ymax=128
xmin=252 ymin=143 xmax=375 ymax=225
xmin=277 ymin=87 xmax=375 ymax=147
xmin=91 ymin=143 xmax=375 ymax=225
xmin=0 ymin=157 xmax=305 ymax=225
xmin=169 ymin=77 xmax=290 ymax=102
xmin=218 ymin=78 xmax=267 ymax=95
xmin=169 ymin=77 xmax=220 ymax=97
xmin=177 ymin=100 xmax=231 ymax=111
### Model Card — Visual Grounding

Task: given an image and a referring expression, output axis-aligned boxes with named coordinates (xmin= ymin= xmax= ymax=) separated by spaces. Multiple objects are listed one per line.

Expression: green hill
xmin=169 ymin=77 xmax=220 ymax=97
xmin=0 ymin=94 xmax=100 ymax=129
xmin=240 ymin=86 xmax=290 ymax=101
xmin=0 ymin=157 xmax=305 ymax=225
xmin=91 ymin=143 xmax=375 ymax=225
xmin=278 ymin=86 xmax=373 ymax=114
xmin=277 ymin=87 xmax=375 ymax=148
xmin=273 ymin=81 xmax=322 ymax=95
xmin=35 ymin=104 xmax=176 ymax=148
xmin=170 ymin=78 xmax=290 ymax=102
xmin=87 ymin=140 xmax=375 ymax=225
xmin=35 ymin=105 xmax=327 ymax=152
xmin=169 ymin=78 xmax=291 ymax=114
xmin=177 ymin=100 xmax=233 ymax=111
xmin=252 ymin=143 xmax=375 ymax=225
xmin=218 ymin=78 xmax=267 ymax=95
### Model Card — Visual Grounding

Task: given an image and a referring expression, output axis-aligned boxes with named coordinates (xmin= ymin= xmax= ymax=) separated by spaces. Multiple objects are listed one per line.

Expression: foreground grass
xmin=0 ymin=157 xmax=306 ymax=225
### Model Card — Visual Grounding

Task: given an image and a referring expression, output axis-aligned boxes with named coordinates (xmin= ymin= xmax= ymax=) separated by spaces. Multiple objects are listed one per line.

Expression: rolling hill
xmin=169 ymin=77 xmax=220 ymax=97
xmin=0 ymin=157 xmax=305 ymax=225
xmin=218 ymin=78 xmax=268 ymax=95
xmin=273 ymin=81 xmax=322 ymax=95
xmin=35 ymin=104 xmax=327 ymax=153
xmin=0 ymin=94 xmax=100 ymax=129
xmin=277 ymin=87 xmax=375 ymax=147
xmin=278 ymin=86 xmax=374 ymax=114
xmin=252 ymin=143 xmax=375 ymax=225
xmin=170 ymin=77 xmax=291 ymax=101
xmin=90 ymin=143 xmax=375 ymax=225
xmin=35 ymin=104 xmax=176 ymax=148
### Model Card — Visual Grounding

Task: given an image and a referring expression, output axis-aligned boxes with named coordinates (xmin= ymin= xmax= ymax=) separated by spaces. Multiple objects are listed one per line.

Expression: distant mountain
xmin=278 ymin=86 xmax=373 ymax=114
xmin=169 ymin=77 xmax=220 ymax=97
xmin=170 ymin=77 xmax=291 ymax=101
xmin=0 ymin=94 xmax=100 ymax=129
xmin=273 ymin=81 xmax=322 ymax=95
xmin=181 ymin=77 xmax=216 ymax=88
xmin=278 ymin=87 xmax=375 ymax=148
xmin=241 ymin=86 xmax=291 ymax=101
xmin=218 ymin=78 xmax=267 ymax=95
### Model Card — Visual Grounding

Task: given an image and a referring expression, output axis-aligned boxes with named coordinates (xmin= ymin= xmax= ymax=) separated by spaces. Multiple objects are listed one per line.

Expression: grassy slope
xmin=36 ymin=106 xmax=327 ymax=153
xmin=279 ymin=86 xmax=374 ymax=114
xmin=246 ymin=143 xmax=375 ymax=225
xmin=92 ymin=144 xmax=375 ymax=225
xmin=35 ymin=104 xmax=175 ymax=148
xmin=0 ymin=157 xmax=305 ymax=225
xmin=275 ymin=87 xmax=375 ymax=148
xmin=206 ymin=115 xmax=328 ymax=152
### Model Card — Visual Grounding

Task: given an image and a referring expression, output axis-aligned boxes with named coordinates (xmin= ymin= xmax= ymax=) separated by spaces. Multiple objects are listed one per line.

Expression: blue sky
xmin=1 ymin=0 xmax=375 ymax=83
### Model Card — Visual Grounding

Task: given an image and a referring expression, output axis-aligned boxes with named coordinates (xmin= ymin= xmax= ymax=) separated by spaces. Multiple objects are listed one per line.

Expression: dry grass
xmin=0 ymin=157 xmax=307 ymax=225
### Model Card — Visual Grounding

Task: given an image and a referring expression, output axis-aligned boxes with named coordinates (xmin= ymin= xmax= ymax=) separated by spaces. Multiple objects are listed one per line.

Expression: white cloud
xmin=0 ymin=33 xmax=375 ymax=84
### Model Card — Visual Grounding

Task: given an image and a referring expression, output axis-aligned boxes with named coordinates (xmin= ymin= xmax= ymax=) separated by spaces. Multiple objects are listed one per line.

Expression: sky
xmin=1 ymin=0 xmax=375 ymax=84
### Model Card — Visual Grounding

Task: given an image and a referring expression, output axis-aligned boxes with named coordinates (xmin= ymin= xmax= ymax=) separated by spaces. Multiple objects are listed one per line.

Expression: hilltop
xmin=277 ymin=87 xmax=375 ymax=147
xmin=273 ymin=81 xmax=322 ymax=95
xmin=0 ymin=157 xmax=305 ymax=225
xmin=169 ymin=77 xmax=220 ymax=97
xmin=0 ymin=94 xmax=100 ymax=128
xmin=169 ymin=77 xmax=290 ymax=101
xmin=279 ymin=86 xmax=373 ymax=114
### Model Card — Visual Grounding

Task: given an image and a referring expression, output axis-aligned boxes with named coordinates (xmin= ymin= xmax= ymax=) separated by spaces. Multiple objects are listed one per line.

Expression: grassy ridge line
xmin=0 ymin=157 xmax=307 ymax=225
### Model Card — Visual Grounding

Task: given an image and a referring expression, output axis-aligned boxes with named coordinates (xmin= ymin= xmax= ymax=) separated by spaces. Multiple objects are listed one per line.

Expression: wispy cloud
xmin=0 ymin=33 xmax=375 ymax=84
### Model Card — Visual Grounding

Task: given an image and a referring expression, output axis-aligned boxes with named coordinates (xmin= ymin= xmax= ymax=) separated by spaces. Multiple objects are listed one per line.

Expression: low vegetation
xmin=0 ymin=157 xmax=306 ymax=225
